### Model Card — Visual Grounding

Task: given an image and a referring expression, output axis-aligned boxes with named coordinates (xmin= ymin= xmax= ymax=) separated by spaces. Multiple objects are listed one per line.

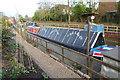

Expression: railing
xmin=15 ymin=28 xmax=120 ymax=79
xmin=39 ymin=23 xmax=85 ymax=30
xmin=39 ymin=23 xmax=120 ymax=32
xmin=104 ymin=25 xmax=120 ymax=32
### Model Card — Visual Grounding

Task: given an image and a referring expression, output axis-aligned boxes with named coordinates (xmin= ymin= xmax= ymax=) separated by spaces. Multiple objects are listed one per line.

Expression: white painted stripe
xmin=43 ymin=27 xmax=48 ymax=36
xmin=62 ymin=29 xmax=70 ymax=42
xmin=67 ymin=36 xmax=71 ymax=43
xmin=57 ymin=29 xmax=64 ymax=41
xmin=82 ymin=37 xmax=87 ymax=47
xmin=73 ymin=30 xmax=81 ymax=46
xmin=90 ymin=32 xmax=95 ymax=43
xmin=54 ymin=28 xmax=60 ymax=40
xmin=91 ymin=32 xmax=100 ymax=48
xmin=48 ymin=30 xmax=57 ymax=38
xmin=67 ymin=31 xmax=75 ymax=43
xmin=48 ymin=28 xmax=54 ymax=38
xmin=103 ymin=47 xmax=113 ymax=50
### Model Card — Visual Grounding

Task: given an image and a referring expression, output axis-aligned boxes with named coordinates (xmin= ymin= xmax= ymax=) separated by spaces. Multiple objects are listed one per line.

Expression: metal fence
xmin=15 ymin=28 xmax=120 ymax=79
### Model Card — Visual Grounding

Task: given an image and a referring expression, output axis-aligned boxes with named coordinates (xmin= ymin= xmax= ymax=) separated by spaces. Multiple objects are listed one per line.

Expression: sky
xmin=0 ymin=0 xmax=119 ymax=18
xmin=0 ymin=0 xmax=40 ymax=17
xmin=0 ymin=0 xmax=69 ymax=17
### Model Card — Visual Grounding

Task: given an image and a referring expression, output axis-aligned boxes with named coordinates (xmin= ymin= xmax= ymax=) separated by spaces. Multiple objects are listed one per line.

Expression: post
xmin=46 ymin=41 xmax=48 ymax=53
xmin=116 ymin=26 xmax=118 ymax=32
xmin=107 ymin=25 xmax=108 ymax=32
xmin=86 ymin=20 xmax=90 ymax=56
xmin=86 ymin=19 xmax=91 ymax=76
xmin=29 ymin=34 xmax=31 ymax=43
xmin=81 ymin=13 xmax=98 ymax=78
xmin=62 ymin=48 xmax=64 ymax=62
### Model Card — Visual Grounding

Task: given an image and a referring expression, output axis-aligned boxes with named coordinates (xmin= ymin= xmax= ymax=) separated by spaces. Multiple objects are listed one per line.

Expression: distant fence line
xmin=104 ymin=25 xmax=120 ymax=32
xmin=38 ymin=23 xmax=120 ymax=32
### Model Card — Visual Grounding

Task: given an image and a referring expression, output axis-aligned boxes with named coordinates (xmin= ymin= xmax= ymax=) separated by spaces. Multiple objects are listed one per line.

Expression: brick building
xmin=98 ymin=0 xmax=117 ymax=15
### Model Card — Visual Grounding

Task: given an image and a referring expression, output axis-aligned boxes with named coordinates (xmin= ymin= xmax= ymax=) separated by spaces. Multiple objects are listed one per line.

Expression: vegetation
xmin=72 ymin=1 xmax=91 ymax=22
xmin=117 ymin=1 xmax=120 ymax=13
xmin=19 ymin=15 xmax=26 ymax=22
xmin=49 ymin=4 xmax=68 ymax=21
xmin=32 ymin=10 xmax=41 ymax=21
xmin=2 ymin=27 xmax=16 ymax=58
xmin=31 ymin=0 xmax=120 ymax=25
xmin=2 ymin=16 xmax=13 ymax=26
xmin=1 ymin=18 xmax=30 ymax=79
xmin=1 ymin=17 xmax=49 ymax=79
xmin=32 ymin=0 xmax=97 ymax=22
xmin=41 ymin=72 xmax=49 ymax=79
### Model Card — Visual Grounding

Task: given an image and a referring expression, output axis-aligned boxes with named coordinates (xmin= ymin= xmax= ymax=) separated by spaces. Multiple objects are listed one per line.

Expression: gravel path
xmin=13 ymin=29 xmax=81 ymax=78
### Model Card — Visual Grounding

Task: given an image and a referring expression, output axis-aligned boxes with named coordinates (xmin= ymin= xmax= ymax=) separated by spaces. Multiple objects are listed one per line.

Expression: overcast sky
xmin=0 ymin=0 xmax=40 ymax=17
xmin=0 ymin=0 xmax=70 ymax=17
xmin=0 ymin=0 xmax=119 ymax=17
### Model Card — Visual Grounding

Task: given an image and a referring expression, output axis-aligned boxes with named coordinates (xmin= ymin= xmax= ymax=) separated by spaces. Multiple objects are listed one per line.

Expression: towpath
xmin=12 ymin=29 xmax=81 ymax=78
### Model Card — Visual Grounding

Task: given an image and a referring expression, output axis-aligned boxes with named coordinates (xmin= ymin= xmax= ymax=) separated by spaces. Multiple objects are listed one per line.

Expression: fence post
xmin=116 ymin=26 xmax=118 ymax=32
xmin=26 ymin=33 xmax=28 ymax=42
xmin=78 ymin=25 xmax=79 ymax=29
xmin=36 ymin=38 xmax=38 ymax=48
xmin=107 ymin=25 xmax=109 ymax=32
xmin=89 ymin=58 xmax=93 ymax=78
xmin=18 ymin=44 xmax=20 ymax=63
xmin=25 ymin=32 xmax=27 ymax=41
xmin=29 ymin=34 xmax=31 ymax=43
xmin=32 ymin=36 xmax=34 ymax=45
xmin=46 ymin=41 xmax=48 ymax=53
xmin=24 ymin=31 xmax=26 ymax=40
xmin=22 ymin=47 xmax=24 ymax=65
xmin=62 ymin=48 xmax=64 ymax=62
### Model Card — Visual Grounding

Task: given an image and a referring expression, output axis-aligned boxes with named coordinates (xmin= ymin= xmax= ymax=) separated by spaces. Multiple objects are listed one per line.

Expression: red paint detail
xmin=94 ymin=52 xmax=103 ymax=56
xmin=96 ymin=48 xmax=106 ymax=51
